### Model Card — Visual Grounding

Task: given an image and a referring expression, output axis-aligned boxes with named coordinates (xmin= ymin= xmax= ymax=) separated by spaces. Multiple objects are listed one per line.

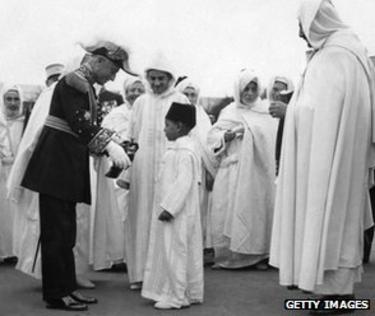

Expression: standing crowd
xmin=1 ymin=0 xmax=375 ymax=314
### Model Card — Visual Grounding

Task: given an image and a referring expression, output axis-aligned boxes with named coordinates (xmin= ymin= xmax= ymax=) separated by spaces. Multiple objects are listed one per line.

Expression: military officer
xmin=21 ymin=41 xmax=136 ymax=311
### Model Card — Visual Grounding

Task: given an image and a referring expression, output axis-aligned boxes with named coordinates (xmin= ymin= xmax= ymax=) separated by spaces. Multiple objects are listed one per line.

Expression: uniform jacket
xmin=22 ymin=68 xmax=112 ymax=204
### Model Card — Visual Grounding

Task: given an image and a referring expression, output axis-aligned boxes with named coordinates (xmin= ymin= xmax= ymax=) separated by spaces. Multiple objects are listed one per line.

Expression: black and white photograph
xmin=0 ymin=0 xmax=375 ymax=315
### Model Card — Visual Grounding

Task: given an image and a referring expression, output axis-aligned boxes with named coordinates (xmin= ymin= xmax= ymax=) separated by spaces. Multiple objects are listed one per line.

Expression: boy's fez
xmin=166 ymin=102 xmax=196 ymax=129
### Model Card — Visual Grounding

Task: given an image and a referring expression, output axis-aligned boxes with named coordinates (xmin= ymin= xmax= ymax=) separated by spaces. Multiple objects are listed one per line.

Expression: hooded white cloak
xmin=270 ymin=0 xmax=375 ymax=294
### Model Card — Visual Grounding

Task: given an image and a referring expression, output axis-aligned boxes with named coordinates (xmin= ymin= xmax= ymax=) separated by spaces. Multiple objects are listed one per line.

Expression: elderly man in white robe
xmin=270 ymin=0 xmax=375 ymax=308
xmin=91 ymin=77 xmax=145 ymax=271
xmin=208 ymin=69 xmax=277 ymax=270
xmin=176 ymin=79 xmax=216 ymax=250
xmin=125 ymin=53 xmax=188 ymax=290
xmin=0 ymin=85 xmax=25 ymax=263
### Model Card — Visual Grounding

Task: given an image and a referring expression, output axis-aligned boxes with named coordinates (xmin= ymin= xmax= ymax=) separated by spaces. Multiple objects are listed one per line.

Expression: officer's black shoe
xmin=70 ymin=291 xmax=98 ymax=304
xmin=46 ymin=296 xmax=88 ymax=311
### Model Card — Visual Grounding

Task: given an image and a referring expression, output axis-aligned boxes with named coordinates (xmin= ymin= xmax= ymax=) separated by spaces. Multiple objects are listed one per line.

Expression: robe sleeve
xmin=207 ymin=117 xmax=239 ymax=156
xmin=159 ymin=151 xmax=194 ymax=217
xmin=127 ymin=97 xmax=143 ymax=142
xmin=207 ymin=126 xmax=226 ymax=155
xmin=0 ymin=126 xmax=8 ymax=159
xmin=102 ymin=107 xmax=130 ymax=142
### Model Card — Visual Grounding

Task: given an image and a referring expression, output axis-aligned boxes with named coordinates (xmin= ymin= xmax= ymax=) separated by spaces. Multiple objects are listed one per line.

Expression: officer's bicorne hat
xmin=82 ymin=40 xmax=137 ymax=76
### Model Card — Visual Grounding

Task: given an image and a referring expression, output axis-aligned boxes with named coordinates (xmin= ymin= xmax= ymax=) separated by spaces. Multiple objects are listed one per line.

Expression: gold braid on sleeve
xmin=88 ymin=128 xmax=114 ymax=155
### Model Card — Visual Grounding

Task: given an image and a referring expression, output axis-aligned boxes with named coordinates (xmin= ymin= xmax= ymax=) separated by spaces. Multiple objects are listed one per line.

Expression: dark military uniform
xmin=22 ymin=67 xmax=113 ymax=301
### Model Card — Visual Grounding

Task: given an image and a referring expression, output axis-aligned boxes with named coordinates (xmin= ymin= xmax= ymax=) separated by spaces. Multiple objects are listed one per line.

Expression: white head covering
xmin=144 ymin=51 xmax=176 ymax=96
xmin=298 ymin=0 xmax=349 ymax=50
xmin=175 ymin=78 xmax=201 ymax=106
xmin=123 ymin=76 xmax=144 ymax=94
xmin=299 ymin=0 xmax=375 ymax=143
xmin=267 ymin=76 xmax=295 ymax=100
xmin=233 ymin=69 xmax=261 ymax=108
xmin=0 ymin=84 xmax=24 ymax=120
xmin=145 ymin=51 xmax=176 ymax=80
xmin=175 ymin=79 xmax=200 ymax=96
xmin=45 ymin=63 xmax=65 ymax=80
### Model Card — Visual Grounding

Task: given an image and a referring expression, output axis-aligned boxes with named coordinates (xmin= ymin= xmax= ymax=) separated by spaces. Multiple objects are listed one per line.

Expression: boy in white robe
xmin=142 ymin=102 xmax=203 ymax=310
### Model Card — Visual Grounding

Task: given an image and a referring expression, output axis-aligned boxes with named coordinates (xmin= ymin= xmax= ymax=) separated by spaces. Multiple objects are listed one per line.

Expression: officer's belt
xmin=45 ymin=115 xmax=78 ymax=138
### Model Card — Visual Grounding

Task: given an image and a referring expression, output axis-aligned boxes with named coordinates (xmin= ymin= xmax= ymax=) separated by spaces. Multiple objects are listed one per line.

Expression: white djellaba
xmin=141 ymin=135 xmax=203 ymax=309
xmin=0 ymin=84 xmax=24 ymax=261
xmin=207 ymin=69 xmax=278 ymax=269
xmin=125 ymin=52 xmax=189 ymax=286
xmin=270 ymin=0 xmax=375 ymax=295
xmin=92 ymin=76 xmax=144 ymax=270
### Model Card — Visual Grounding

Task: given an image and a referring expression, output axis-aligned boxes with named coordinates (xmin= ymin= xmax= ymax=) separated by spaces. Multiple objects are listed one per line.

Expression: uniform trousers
xmin=39 ymin=194 xmax=77 ymax=300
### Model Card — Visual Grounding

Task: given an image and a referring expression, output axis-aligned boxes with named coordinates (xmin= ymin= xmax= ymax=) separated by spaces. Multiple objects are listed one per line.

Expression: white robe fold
xmin=142 ymin=136 xmax=203 ymax=307
xmin=91 ymin=157 xmax=125 ymax=270
xmin=191 ymin=105 xmax=216 ymax=248
xmin=91 ymin=103 xmax=132 ymax=270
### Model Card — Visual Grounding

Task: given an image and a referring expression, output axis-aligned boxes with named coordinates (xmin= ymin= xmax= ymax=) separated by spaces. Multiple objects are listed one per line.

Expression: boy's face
xmin=164 ymin=119 xmax=180 ymax=141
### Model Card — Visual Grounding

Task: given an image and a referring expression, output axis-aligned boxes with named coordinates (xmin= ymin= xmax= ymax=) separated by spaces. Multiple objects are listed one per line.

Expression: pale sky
xmin=1 ymin=0 xmax=375 ymax=96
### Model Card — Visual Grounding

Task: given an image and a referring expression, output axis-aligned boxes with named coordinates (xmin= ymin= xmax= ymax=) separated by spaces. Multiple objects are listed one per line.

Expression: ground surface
xmin=0 ymin=261 xmax=374 ymax=316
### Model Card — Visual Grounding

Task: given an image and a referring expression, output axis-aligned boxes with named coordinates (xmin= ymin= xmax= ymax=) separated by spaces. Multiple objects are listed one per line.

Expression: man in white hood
xmin=125 ymin=52 xmax=188 ymax=290
xmin=270 ymin=0 xmax=375 ymax=310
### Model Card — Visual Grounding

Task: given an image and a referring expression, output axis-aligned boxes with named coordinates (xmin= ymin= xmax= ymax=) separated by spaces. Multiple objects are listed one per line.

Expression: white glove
xmin=106 ymin=141 xmax=131 ymax=170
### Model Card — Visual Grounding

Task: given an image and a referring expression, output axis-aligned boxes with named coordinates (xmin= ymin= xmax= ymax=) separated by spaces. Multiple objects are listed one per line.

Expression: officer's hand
xmin=269 ymin=101 xmax=287 ymax=118
xmin=106 ymin=141 xmax=131 ymax=169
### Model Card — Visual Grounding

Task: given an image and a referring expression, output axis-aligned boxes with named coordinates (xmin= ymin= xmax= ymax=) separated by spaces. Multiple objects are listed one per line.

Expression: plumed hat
xmin=82 ymin=40 xmax=137 ymax=76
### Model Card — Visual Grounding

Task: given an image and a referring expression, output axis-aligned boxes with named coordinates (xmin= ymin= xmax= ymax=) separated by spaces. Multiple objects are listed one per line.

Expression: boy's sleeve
xmin=159 ymin=152 xmax=194 ymax=217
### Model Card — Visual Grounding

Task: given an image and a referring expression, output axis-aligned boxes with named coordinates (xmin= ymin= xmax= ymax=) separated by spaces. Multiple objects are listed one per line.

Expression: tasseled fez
xmin=166 ymin=102 xmax=196 ymax=129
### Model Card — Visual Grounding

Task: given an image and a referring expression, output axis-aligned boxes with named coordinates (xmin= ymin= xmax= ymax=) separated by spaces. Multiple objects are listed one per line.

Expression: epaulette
xmin=65 ymin=71 xmax=91 ymax=94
